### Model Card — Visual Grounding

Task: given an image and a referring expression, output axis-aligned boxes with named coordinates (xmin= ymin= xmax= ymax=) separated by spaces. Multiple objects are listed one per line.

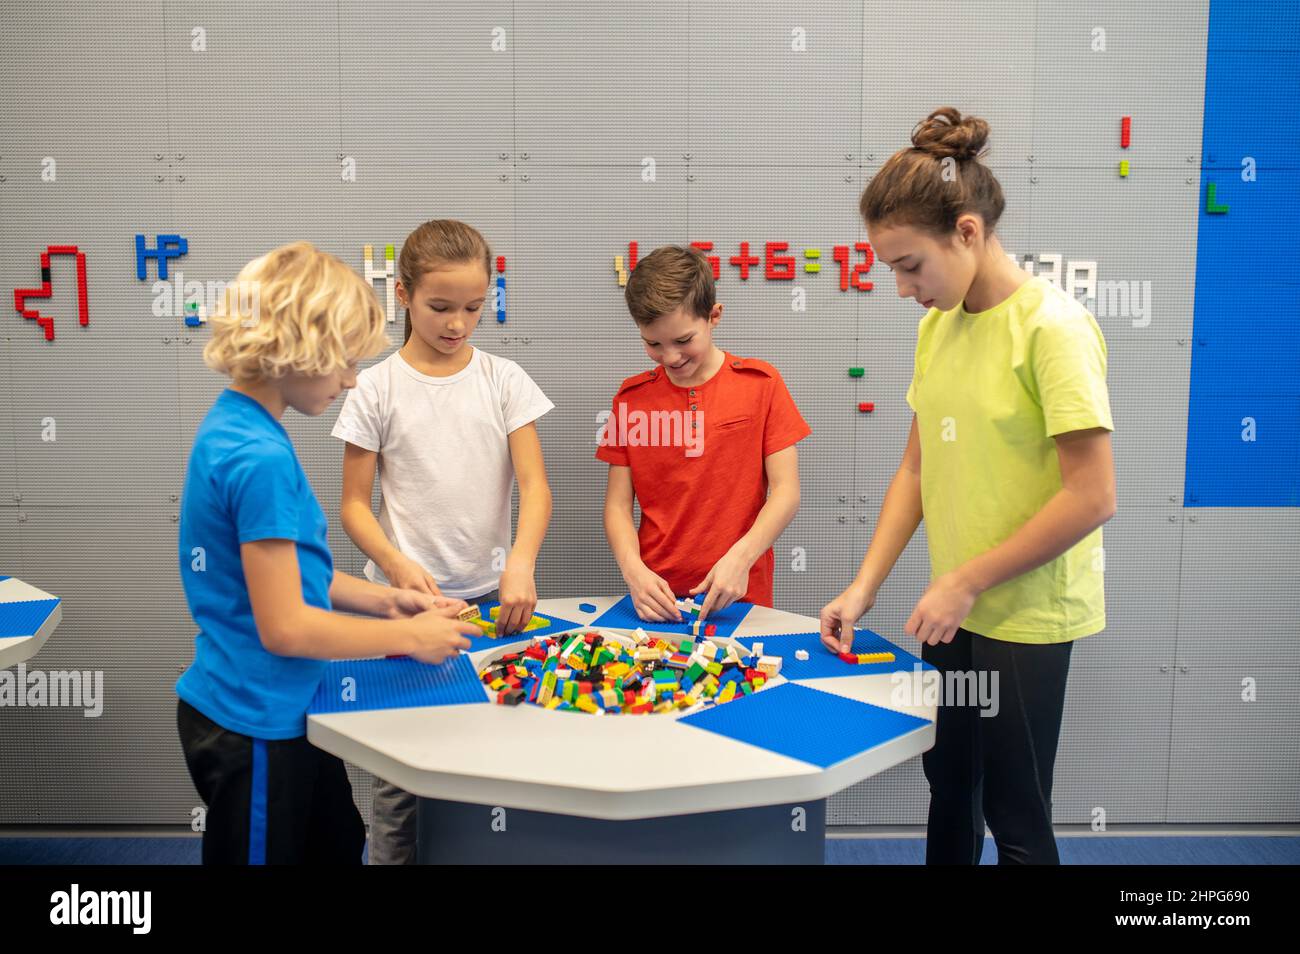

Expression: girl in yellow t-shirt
xmin=821 ymin=108 xmax=1115 ymax=865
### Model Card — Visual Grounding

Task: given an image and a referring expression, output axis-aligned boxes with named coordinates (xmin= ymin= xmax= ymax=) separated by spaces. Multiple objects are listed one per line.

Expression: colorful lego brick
xmin=795 ymin=649 xmax=810 ymax=661
xmin=1206 ymin=181 xmax=1229 ymax=214
xmin=848 ymin=367 xmax=865 ymax=377
xmin=858 ymin=402 xmax=875 ymax=413
xmin=855 ymin=652 xmax=895 ymax=664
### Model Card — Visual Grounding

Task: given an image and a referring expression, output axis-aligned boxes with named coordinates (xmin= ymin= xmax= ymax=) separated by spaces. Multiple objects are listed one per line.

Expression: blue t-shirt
xmin=176 ymin=389 xmax=334 ymax=739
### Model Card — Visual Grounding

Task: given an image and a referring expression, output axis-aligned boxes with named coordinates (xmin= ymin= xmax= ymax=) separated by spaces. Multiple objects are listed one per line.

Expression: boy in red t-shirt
xmin=597 ymin=245 xmax=811 ymax=622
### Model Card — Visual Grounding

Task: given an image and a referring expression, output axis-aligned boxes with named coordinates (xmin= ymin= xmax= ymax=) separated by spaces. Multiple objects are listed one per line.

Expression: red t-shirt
xmin=595 ymin=352 xmax=811 ymax=606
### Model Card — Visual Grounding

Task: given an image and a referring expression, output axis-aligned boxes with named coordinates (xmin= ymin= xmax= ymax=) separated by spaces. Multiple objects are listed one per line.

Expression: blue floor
xmin=1 ymin=835 xmax=1296 ymax=864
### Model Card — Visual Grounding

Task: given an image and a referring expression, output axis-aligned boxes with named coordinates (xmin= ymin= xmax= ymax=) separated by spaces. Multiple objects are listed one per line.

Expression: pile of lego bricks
xmin=478 ymin=629 xmax=784 ymax=715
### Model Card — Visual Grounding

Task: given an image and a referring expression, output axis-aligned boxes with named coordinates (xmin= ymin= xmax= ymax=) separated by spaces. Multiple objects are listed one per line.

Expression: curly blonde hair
xmin=204 ymin=241 xmax=390 ymax=383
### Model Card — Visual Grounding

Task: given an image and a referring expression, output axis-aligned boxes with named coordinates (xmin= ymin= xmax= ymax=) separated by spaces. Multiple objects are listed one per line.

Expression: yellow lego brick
xmin=544 ymin=697 xmax=562 ymax=709
xmin=856 ymin=652 xmax=896 ymax=664
xmin=718 ymin=683 xmax=736 ymax=704
xmin=487 ymin=605 xmax=550 ymax=632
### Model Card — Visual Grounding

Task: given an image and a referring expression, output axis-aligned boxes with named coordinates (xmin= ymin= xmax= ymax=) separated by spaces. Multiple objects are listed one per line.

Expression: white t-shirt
xmin=331 ymin=348 xmax=554 ymax=599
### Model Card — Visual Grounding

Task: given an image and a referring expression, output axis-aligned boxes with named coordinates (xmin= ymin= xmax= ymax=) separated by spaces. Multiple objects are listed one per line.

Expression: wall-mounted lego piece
xmin=496 ymin=275 xmax=506 ymax=323
xmin=764 ymin=242 xmax=795 ymax=280
xmin=1118 ymin=160 xmax=1129 ymax=178
xmin=803 ymin=248 xmax=821 ymax=274
xmin=848 ymin=367 xmax=864 ymax=377
xmin=1205 ymin=181 xmax=1229 ymax=214
xmin=363 ymin=244 xmax=397 ymax=324
xmin=13 ymin=245 xmax=89 ymax=341
xmin=729 ymin=241 xmax=760 ymax=280
xmin=858 ymin=402 xmax=874 ymax=413
xmin=1120 ymin=116 xmax=1131 ymax=149
xmin=135 ymin=234 xmax=187 ymax=280
xmin=833 ymin=243 xmax=874 ymax=291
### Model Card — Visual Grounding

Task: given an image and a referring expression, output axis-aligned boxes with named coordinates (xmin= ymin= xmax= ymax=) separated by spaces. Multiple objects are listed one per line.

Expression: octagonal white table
xmin=308 ymin=595 xmax=936 ymax=863
xmin=0 ymin=575 xmax=62 ymax=669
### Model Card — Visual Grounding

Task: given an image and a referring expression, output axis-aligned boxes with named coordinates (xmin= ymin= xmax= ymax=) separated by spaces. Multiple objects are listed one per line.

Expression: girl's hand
xmin=403 ymin=611 xmax=478 ymax=665
xmin=384 ymin=589 xmax=468 ymax=620
xmin=820 ymin=583 xmax=877 ymax=653
xmin=905 ymin=571 xmax=978 ymax=646
xmin=496 ymin=559 xmax=538 ymax=636
xmin=383 ymin=553 xmax=443 ymax=597
xmin=624 ymin=561 xmax=681 ymax=622
xmin=688 ymin=545 xmax=753 ymax=620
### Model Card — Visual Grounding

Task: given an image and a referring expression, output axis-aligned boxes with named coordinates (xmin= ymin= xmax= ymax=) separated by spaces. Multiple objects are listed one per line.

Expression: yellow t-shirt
xmin=905 ymin=275 xmax=1114 ymax=644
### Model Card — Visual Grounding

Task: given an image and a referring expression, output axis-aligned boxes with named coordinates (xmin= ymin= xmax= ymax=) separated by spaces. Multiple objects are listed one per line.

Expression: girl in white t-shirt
xmin=332 ymin=218 xmax=554 ymax=864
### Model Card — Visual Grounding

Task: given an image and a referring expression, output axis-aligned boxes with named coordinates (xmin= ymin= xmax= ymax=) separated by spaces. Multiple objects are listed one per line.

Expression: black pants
xmin=177 ymin=699 xmax=365 ymax=865
xmin=921 ymin=628 xmax=1073 ymax=865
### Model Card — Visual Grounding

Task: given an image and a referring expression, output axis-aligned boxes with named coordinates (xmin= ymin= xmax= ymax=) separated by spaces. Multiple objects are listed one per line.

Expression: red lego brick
xmin=1120 ymin=116 xmax=1131 ymax=148
xmin=729 ymin=241 xmax=760 ymax=280
xmin=858 ymin=402 xmax=874 ymax=413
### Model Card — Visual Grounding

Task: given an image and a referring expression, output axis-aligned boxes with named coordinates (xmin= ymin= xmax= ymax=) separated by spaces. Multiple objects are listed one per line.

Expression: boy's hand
xmin=625 ymin=562 xmax=681 ymax=622
xmin=404 ymin=610 xmax=478 ymax=665
xmin=905 ymin=571 xmax=977 ymax=646
xmin=497 ymin=558 xmax=538 ymax=636
xmin=820 ymin=583 xmax=877 ymax=653
xmin=383 ymin=553 xmax=443 ymax=597
xmin=689 ymin=545 xmax=752 ymax=620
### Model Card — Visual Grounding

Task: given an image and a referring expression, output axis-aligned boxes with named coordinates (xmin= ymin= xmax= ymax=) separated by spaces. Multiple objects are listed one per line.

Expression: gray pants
xmin=368 ymin=588 xmax=499 ymax=865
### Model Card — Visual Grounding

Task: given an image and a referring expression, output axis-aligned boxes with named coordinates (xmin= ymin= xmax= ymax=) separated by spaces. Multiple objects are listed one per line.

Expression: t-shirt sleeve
xmin=223 ymin=443 xmax=305 ymax=544
xmin=500 ymin=361 xmax=555 ymax=434
xmin=330 ymin=371 xmax=383 ymax=451
xmin=1029 ymin=311 xmax=1115 ymax=438
xmin=762 ymin=369 xmax=812 ymax=457
xmin=595 ymin=391 xmax=630 ymax=467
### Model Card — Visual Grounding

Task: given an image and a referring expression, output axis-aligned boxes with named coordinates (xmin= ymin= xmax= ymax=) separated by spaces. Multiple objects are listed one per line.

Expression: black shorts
xmin=177 ymin=699 xmax=365 ymax=865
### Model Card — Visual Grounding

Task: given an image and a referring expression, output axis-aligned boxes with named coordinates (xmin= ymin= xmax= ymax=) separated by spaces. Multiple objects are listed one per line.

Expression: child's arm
xmin=821 ymin=414 xmax=925 ymax=652
xmin=328 ymin=571 xmax=467 ymax=619
xmin=241 ymin=539 xmax=477 ymax=661
xmin=497 ymin=422 xmax=552 ymax=635
xmin=603 ymin=465 xmax=680 ymax=621
xmin=340 ymin=441 xmax=442 ymax=595
xmin=690 ymin=444 xmax=801 ymax=619
xmin=905 ymin=426 xmax=1116 ymax=646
